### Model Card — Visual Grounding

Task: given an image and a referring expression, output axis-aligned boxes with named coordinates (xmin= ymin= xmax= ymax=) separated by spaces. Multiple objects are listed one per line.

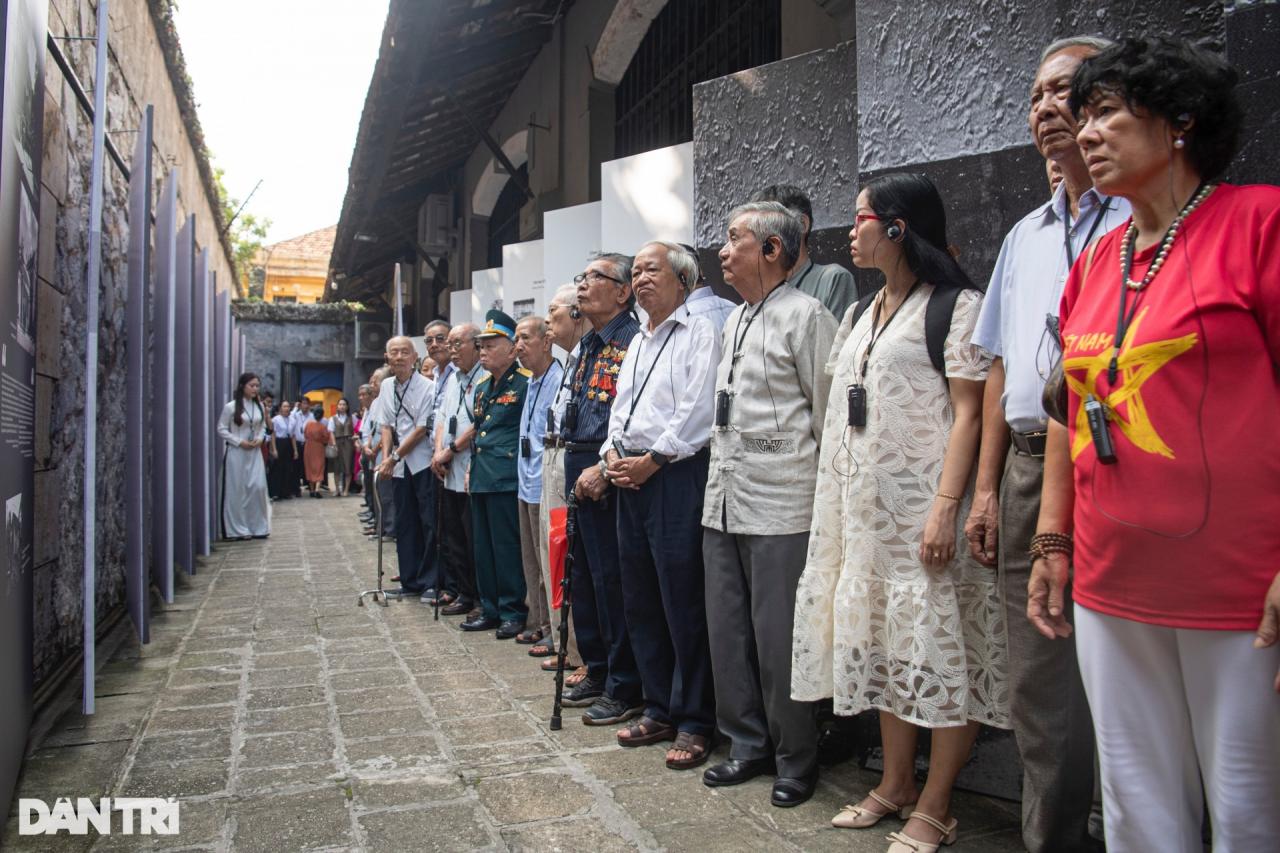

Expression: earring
xmin=1174 ymin=136 xmax=1186 ymax=149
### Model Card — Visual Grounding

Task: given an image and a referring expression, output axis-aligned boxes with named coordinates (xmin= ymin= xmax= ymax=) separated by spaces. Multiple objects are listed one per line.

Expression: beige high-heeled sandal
xmin=831 ymin=789 xmax=916 ymax=829
xmin=885 ymin=812 xmax=958 ymax=852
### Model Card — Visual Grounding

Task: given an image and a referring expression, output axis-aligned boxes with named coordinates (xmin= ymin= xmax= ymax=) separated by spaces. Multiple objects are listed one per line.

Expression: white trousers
xmin=1075 ymin=606 xmax=1280 ymax=853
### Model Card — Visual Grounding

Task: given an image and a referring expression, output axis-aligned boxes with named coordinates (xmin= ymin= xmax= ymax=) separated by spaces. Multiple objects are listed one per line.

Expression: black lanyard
xmin=858 ymin=281 xmax=921 ymax=382
xmin=392 ymin=373 xmax=419 ymax=423
xmin=623 ymin=323 xmax=678 ymax=433
xmin=454 ymin=366 xmax=481 ymax=422
xmin=728 ymin=282 xmax=783 ymax=386
xmin=1063 ymin=196 xmax=1112 ymax=271
xmin=521 ymin=362 xmax=557 ymax=438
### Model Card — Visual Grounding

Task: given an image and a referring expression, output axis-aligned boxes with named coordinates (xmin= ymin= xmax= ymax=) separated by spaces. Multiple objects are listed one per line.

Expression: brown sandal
xmin=616 ymin=716 xmax=675 ymax=747
xmin=565 ymin=665 xmax=588 ymax=686
xmin=665 ymin=731 xmax=712 ymax=770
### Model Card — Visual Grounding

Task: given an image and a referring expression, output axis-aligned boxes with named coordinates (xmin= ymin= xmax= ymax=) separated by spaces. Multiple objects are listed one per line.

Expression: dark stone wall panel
xmin=856 ymin=144 xmax=1048 ymax=296
xmin=693 ymin=41 xmax=858 ymax=247
xmin=855 ymin=0 xmax=1224 ymax=172
xmin=1226 ymin=1 xmax=1280 ymax=188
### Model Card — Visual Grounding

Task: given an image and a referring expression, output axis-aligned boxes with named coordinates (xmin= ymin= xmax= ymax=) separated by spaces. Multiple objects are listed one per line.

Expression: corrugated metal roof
xmin=328 ymin=0 xmax=569 ymax=302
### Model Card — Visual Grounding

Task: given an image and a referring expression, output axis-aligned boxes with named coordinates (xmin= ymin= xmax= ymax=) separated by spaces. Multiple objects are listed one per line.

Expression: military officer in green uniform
xmin=461 ymin=309 xmax=533 ymax=638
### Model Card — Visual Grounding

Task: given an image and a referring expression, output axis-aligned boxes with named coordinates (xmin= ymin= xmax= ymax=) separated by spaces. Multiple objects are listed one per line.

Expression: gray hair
xmin=548 ymin=283 xmax=578 ymax=308
xmin=591 ymin=252 xmax=633 ymax=288
xmin=641 ymin=241 xmax=699 ymax=291
xmin=424 ymin=319 xmax=450 ymax=335
xmin=358 ymin=383 xmax=375 ymax=396
xmin=1039 ymin=35 xmax=1114 ymax=66
xmin=451 ymin=323 xmax=480 ymax=342
xmin=727 ymin=201 xmax=803 ymax=269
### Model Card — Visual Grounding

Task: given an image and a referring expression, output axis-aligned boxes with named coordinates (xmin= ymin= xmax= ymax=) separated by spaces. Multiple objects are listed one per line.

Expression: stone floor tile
xmin=439 ymin=713 xmax=540 ymax=746
xmin=119 ymin=759 xmax=230 ymax=798
xmin=155 ymin=683 xmax=240 ymax=709
xmin=352 ymin=774 xmax=467 ymax=811
xmin=502 ymin=818 xmax=642 ymax=852
xmin=147 ymin=705 xmax=236 ymax=733
xmin=245 ymin=704 xmax=333 ymax=735
xmin=235 ymin=762 xmax=341 ymax=793
xmin=245 ymin=684 xmax=327 ymax=710
xmin=338 ymin=707 xmax=430 ymax=740
xmin=240 ymin=731 xmax=336 ymax=768
xmin=474 ymin=771 xmax=595 ymax=824
xmin=227 ymin=787 xmax=352 ymax=852
xmin=358 ymin=804 xmax=491 ymax=853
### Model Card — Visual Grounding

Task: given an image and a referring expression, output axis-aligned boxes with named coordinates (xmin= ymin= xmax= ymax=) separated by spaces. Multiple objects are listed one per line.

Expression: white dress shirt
xmin=271 ymin=414 xmax=292 ymax=444
xmin=603 ymin=303 xmax=718 ymax=462
xmin=375 ymin=372 xmax=434 ymax=478
xmin=683 ymin=286 xmax=737 ymax=334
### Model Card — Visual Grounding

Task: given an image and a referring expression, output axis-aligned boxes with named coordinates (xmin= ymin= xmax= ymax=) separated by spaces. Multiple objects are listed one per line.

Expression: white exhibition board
xmin=449 ymin=289 xmax=473 ymax=327
xmin=601 ymin=141 xmax=694 ymax=255
xmin=502 ymin=239 xmax=544 ymax=319
xmin=543 ymin=201 xmax=602 ymax=296
xmin=470 ymin=268 xmax=503 ymax=324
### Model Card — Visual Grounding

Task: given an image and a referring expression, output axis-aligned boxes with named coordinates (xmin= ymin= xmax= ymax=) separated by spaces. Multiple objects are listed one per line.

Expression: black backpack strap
xmin=924 ymin=285 xmax=966 ymax=375
xmin=846 ymin=293 xmax=875 ymax=336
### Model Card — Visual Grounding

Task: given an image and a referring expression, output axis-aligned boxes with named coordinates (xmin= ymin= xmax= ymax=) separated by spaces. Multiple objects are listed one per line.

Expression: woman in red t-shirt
xmin=1029 ymin=37 xmax=1280 ymax=852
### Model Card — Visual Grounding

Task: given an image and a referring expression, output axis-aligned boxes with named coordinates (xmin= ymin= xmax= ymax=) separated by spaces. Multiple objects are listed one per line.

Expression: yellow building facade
xmin=260 ymin=225 xmax=336 ymax=304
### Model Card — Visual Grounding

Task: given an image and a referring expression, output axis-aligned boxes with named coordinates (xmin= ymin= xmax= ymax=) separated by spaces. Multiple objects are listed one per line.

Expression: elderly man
xmin=376 ymin=336 xmax=437 ymax=599
xmin=418 ymin=319 xmax=455 ymax=603
xmin=752 ymin=184 xmax=857 ymax=321
xmin=558 ymin=253 xmax=643 ymax=727
xmin=702 ymin=201 xmax=834 ymax=807
xmin=462 ymin=310 xmax=531 ymax=636
xmin=966 ymin=36 xmax=1125 ymax=853
xmin=604 ymin=241 xmax=719 ymax=768
xmin=528 ymin=284 xmax=591 ymax=674
xmin=432 ymin=323 xmax=487 ymax=618
xmin=511 ymin=314 xmax=562 ymax=647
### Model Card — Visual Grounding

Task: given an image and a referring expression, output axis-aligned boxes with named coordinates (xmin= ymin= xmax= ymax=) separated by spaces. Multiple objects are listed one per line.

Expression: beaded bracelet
xmin=1028 ymin=531 xmax=1073 ymax=564
xmin=937 ymin=492 xmax=961 ymax=502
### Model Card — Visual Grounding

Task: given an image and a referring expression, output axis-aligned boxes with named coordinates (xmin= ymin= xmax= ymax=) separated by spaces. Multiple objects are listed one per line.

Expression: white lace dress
xmin=791 ymin=285 xmax=1010 ymax=729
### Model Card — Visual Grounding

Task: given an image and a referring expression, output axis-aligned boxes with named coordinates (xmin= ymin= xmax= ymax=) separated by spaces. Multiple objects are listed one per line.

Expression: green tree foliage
xmin=212 ymin=164 xmax=270 ymax=296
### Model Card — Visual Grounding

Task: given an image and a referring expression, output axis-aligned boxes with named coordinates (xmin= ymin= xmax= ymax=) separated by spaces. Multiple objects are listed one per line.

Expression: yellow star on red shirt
xmin=1062 ymin=307 xmax=1198 ymax=460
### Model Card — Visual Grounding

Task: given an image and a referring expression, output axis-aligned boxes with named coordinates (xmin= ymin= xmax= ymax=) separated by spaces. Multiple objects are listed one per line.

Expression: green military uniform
xmin=469 ymin=310 xmax=532 ymax=627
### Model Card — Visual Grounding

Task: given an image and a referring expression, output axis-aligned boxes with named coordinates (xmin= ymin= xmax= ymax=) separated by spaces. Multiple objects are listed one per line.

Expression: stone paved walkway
xmin=6 ymin=496 xmax=1023 ymax=852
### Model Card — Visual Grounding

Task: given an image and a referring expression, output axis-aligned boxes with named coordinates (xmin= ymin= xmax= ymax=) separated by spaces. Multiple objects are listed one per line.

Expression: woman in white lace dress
xmin=791 ymin=174 xmax=1008 ymax=853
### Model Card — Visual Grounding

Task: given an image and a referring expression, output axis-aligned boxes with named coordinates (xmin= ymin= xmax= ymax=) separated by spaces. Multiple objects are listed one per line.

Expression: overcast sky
xmin=173 ymin=0 xmax=389 ymax=244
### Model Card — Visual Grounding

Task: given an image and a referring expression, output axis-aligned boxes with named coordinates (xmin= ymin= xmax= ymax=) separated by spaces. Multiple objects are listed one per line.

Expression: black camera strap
xmin=520 ymin=361 xmax=556 ymax=441
xmin=1062 ymin=196 xmax=1112 ymax=272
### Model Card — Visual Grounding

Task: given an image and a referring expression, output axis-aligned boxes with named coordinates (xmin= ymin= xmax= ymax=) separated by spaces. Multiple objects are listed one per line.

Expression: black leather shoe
xmin=702 ymin=757 xmax=775 ymax=788
xmin=459 ymin=615 xmax=499 ymax=631
xmin=770 ymin=767 xmax=818 ymax=807
xmin=495 ymin=620 xmax=526 ymax=640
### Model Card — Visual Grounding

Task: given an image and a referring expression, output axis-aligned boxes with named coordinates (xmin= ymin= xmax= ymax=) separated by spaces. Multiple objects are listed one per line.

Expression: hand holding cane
xmin=549 ymin=492 xmax=578 ymax=731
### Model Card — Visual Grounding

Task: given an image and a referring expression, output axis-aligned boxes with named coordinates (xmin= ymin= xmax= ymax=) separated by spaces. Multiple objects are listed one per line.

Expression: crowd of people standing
xmin=216 ymin=35 xmax=1280 ymax=853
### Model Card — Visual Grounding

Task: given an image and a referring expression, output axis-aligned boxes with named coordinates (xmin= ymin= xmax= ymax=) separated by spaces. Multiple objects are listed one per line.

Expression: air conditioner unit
xmin=419 ymin=193 xmax=453 ymax=254
xmin=355 ymin=319 xmax=391 ymax=359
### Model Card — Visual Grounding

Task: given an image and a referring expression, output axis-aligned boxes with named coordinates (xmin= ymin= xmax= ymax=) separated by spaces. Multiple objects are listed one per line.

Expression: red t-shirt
xmin=1059 ymin=183 xmax=1280 ymax=630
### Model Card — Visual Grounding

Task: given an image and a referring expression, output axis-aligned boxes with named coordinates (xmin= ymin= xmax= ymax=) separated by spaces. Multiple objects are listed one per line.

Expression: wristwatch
xmin=447 ymin=440 xmax=459 ymax=453
xmin=598 ymin=460 xmax=611 ymax=480
xmin=647 ymin=450 xmax=671 ymax=467
xmin=391 ymin=450 xmax=401 ymax=463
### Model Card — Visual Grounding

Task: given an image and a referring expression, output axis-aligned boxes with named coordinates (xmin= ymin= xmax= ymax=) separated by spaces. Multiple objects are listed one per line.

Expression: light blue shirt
xmin=432 ymin=362 xmax=487 ymax=492
xmin=516 ymin=360 xmax=563 ymax=504
xmin=972 ymin=183 xmax=1130 ymax=432
xmin=683 ymin=286 xmax=737 ymax=334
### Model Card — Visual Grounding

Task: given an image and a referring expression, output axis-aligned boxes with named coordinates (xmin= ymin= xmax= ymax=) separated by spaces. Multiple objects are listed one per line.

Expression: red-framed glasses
xmin=854 ymin=213 xmax=881 ymax=225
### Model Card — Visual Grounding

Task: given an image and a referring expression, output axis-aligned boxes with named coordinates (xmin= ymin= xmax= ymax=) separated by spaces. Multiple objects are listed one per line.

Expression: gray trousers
xmin=703 ymin=528 xmax=817 ymax=777
xmin=1000 ymin=448 xmax=1102 ymax=853
xmin=518 ymin=500 xmax=551 ymax=634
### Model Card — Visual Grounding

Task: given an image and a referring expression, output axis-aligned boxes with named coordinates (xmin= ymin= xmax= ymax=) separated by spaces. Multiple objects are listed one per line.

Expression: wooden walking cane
xmin=549 ymin=492 xmax=578 ymax=731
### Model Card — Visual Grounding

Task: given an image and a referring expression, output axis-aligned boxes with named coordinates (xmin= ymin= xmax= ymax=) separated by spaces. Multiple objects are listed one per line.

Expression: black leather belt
xmin=1011 ymin=429 xmax=1047 ymax=458
xmin=562 ymin=441 xmax=602 ymax=453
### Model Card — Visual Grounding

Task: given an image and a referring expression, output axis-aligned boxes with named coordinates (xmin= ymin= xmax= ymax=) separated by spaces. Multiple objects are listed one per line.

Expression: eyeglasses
xmin=425 ymin=334 xmax=448 ymax=344
xmin=854 ymin=213 xmax=882 ymax=225
xmin=573 ymin=270 xmax=626 ymax=286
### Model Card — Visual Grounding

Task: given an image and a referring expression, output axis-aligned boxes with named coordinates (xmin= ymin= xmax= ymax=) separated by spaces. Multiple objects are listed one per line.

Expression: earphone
xmin=886 ymin=223 xmax=903 ymax=241
xmin=761 ymin=240 xmax=774 ymax=257
xmin=569 ymin=306 xmax=581 ymax=320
